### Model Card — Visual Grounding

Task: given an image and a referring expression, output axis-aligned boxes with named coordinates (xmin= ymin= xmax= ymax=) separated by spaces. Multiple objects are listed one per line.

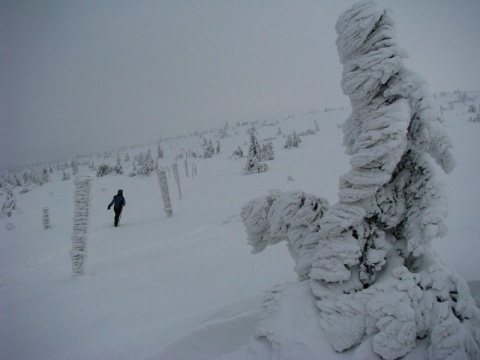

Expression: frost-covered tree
xmin=157 ymin=144 xmax=164 ymax=159
xmin=203 ymin=139 xmax=215 ymax=158
xmin=261 ymin=142 xmax=274 ymax=161
xmin=114 ymin=155 xmax=123 ymax=175
xmin=240 ymin=2 xmax=479 ymax=359
xmin=1 ymin=183 xmax=17 ymax=217
xmin=284 ymin=131 xmax=301 ymax=148
xmin=232 ymin=146 xmax=243 ymax=158
xmin=62 ymin=170 xmax=71 ymax=181
xmin=244 ymin=128 xmax=268 ymax=174
xmin=71 ymin=159 xmax=79 ymax=175
xmin=96 ymin=164 xmax=112 ymax=177
xmin=137 ymin=150 xmax=155 ymax=176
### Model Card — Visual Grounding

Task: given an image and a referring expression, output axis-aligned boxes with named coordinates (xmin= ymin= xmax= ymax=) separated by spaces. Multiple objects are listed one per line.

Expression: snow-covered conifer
xmin=284 ymin=131 xmax=301 ymax=149
xmin=157 ymin=144 xmax=164 ymax=159
xmin=62 ymin=170 xmax=71 ymax=181
xmin=203 ymin=139 xmax=215 ymax=158
xmin=1 ymin=183 xmax=17 ymax=218
xmin=244 ymin=128 xmax=268 ymax=174
xmin=114 ymin=155 xmax=123 ymax=175
xmin=240 ymin=2 xmax=478 ymax=358
xmin=232 ymin=146 xmax=243 ymax=158
xmin=261 ymin=142 xmax=274 ymax=161
xmin=70 ymin=175 xmax=92 ymax=276
xmin=216 ymin=140 xmax=221 ymax=154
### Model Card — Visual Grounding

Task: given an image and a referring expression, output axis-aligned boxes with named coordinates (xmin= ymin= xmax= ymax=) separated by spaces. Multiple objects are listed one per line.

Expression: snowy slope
xmin=1 ymin=92 xmax=479 ymax=359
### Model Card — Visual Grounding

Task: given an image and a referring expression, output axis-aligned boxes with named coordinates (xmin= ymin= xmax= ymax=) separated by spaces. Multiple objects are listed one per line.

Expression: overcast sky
xmin=1 ymin=0 xmax=479 ymax=169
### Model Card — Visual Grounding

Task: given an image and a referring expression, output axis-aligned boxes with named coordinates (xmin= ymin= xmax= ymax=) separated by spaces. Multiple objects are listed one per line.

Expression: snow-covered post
xmin=184 ymin=159 xmax=189 ymax=178
xmin=42 ymin=207 xmax=51 ymax=230
xmin=171 ymin=163 xmax=182 ymax=199
xmin=70 ymin=175 xmax=93 ymax=276
xmin=157 ymin=168 xmax=173 ymax=217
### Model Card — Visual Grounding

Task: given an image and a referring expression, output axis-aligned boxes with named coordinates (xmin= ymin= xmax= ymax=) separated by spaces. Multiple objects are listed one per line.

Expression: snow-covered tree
xmin=137 ymin=150 xmax=155 ymax=176
xmin=157 ymin=144 xmax=164 ymax=159
xmin=1 ymin=183 xmax=17 ymax=217
xmin=240 ymin=2 xmax=479 ymax=359
xmin=261 ymin=142 xmax=274 ymax=161
xmin=232 ymin=146 xmax=243 ymax=158
xmin=284 ymin=131 xmax=301 ymax=148
xmin=114 ymin=155 xmax=123 ymax=175
xmin=96 ymin=164 xmax=112 ymax=177
xmin=71 ymin=159 xmax=79 ymax=175
xmin=203 ymin=139 xmax=215 ymax=158
xmin=244 ymin=128 xmax=268 ymax=174
xmin=62 ymin=170 xmax=71 ymax=181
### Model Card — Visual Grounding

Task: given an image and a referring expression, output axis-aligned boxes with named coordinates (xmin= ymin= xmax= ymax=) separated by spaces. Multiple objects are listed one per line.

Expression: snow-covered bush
xmin=240 ymin=2 xmax=479 ymax=359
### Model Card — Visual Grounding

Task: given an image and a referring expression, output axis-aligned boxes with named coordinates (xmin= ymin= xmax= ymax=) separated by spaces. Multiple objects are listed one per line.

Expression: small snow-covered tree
xmin=157 ymin=144 xmax=164 ymax=159
xmin=203 ymin=139 xmax=215 ymax=158
xmin=62 ymin=170 xmax=71 ymax=181
xmin=232 ymin=146 xmax=243 ymax=158
xmin=1 ymin=183 xmax=17 ymax=217
xmin=96 ymin=164 xmax=112 ymax=177
xmin=114 ymin=155 xmax=123 ymax=175
xmin=240 ymin=2 xmax=479 ymax=359
xmin=284 ymin=131 xmax=301 ymax=148
xmin=244 ymin=128 xmax=268 ymax=174
xmin=261 ymin=142 xmax=274 ymax=161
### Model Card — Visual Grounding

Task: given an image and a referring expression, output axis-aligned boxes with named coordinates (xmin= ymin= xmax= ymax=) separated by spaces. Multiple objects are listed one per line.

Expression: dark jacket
xmin=109 ymin=190 xmax=126 ymax=210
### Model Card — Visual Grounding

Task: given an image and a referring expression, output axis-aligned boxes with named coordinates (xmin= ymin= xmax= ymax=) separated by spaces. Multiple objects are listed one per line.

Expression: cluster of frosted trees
xmin=241 ymin=2 xmax=479 ymax=359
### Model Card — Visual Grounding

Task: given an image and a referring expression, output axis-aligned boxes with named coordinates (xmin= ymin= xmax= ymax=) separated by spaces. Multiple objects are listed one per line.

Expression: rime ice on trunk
xmin=70 ymin=175 xmax=92 ymax=276
xmin=157 ymin=168 xmax=173 ymax=217
xmin=42 ymin=207 xmax=51 ymax=230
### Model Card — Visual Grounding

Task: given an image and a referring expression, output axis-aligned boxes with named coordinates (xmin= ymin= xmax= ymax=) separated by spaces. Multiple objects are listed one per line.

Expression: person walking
xmin=108 ymin=189 xmax=126 ymax=227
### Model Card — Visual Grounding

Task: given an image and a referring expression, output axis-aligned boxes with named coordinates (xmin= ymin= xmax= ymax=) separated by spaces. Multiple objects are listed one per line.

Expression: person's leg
xmin=114 ymin=208 xmax=121 ymax=227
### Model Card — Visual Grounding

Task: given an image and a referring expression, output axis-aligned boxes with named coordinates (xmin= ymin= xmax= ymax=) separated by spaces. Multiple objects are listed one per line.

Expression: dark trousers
xmin=114 ymin=207 xmax=123 ymax=227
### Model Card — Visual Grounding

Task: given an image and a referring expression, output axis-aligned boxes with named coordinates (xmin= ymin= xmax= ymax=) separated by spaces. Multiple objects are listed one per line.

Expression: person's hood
xmin=117 ymin=189 xmax=123 ymax=195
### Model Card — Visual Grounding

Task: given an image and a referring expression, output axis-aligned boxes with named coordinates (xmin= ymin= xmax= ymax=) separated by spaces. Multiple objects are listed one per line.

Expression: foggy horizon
xmin=2 ymin=0 xmax=480 ymax=170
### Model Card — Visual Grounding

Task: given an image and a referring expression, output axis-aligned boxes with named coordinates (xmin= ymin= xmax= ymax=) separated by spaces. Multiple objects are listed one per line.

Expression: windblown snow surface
xmin=1 ymin=91 xmax=479 ymax=359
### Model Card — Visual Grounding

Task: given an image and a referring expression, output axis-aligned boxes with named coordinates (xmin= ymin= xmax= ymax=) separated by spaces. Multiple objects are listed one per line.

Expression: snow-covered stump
xmin=42 ymin=207 xmax=51 ymax=230
xmin=70 ymin=175 xmax=93 ymax=277
xmin=171 ymin=163 xmax=182 ymax=199
xmin=157 ymin=168 xmax=173 ymax=217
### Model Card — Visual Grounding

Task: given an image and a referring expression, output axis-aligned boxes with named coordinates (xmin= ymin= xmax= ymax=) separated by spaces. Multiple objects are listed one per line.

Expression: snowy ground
xmin=1 ymin=91 xmax=479 ymax=359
